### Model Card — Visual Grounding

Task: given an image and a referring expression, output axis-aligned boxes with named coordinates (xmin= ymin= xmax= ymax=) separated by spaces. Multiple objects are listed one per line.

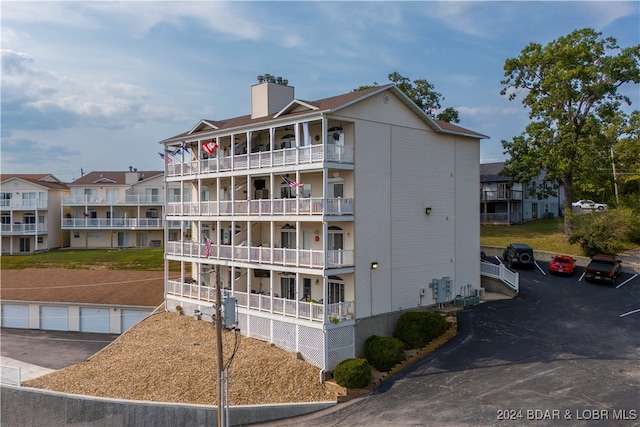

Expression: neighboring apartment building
xmin=159 ymin=77 xmax=487 ymax=371
xmin=1 ymin=174 xmax=70 ymax=254
xmin=480 ymin=162 xmax=564 ymax=225
xmin=62 ymin=169 xmax=176 ymax=248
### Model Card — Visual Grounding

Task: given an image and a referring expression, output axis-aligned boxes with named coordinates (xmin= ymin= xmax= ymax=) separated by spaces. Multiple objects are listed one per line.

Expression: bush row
xmin=333 ymin=310 xmax=449 ymax=388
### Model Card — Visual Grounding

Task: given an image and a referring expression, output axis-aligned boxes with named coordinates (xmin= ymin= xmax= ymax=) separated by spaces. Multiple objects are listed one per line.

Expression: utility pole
xmin=215 ymin=265 xmax=224 ymax=427
xmin=611 ymin=147 xmax=620 ymax=205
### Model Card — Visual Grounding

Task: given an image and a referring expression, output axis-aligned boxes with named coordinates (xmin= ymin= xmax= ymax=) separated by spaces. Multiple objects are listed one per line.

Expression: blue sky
xmin=2 ymin=1 xmax=638 ymax=182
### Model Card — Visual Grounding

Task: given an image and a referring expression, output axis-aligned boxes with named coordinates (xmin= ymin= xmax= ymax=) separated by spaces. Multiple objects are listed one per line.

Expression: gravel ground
xmin=23 ymin=311 xmax=336 ymax=405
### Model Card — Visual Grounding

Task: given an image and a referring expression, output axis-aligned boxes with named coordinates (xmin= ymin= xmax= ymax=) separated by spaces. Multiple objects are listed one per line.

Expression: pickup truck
xmin=584 ymin=254 xmax=622 ymax=284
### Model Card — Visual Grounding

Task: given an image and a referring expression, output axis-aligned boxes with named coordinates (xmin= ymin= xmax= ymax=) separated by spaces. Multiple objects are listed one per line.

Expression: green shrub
xmin=393 ymin=311 xmax=448 ymax=350
xmin=569 ymin=207 xmax=638 ymax=256
xmin=364 ymin=335 xmax=405 ymax=372
xmin=333 ymin=358 xmax=371 ymax=389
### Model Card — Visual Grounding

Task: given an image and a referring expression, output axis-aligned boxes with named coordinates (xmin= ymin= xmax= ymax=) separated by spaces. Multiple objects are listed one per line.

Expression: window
xmin=169 ymin=188 xmax=182 ymax=203
xmin=146 ymin=209 xmax=159 ymax=218
xmin=106 ymin=189 xmax=119 ymax=203
xmin=303 ymin=278 xmax=312 ymax=301
xmin=281 ymin=224 xmax=296 ymax=249
xmin=1 ymin=214 xmax=11 ymax=225
xmin=280 ymin=277 xmax=296 ymax=300
xmin=1 ymin=192 xmax=12 ymax=207
xmin=22 ymin=192 xmax=36 ymax=207
xmin=74 ymin=232 xmax=80 ymax=238
xmin=328 ymin=276 xmax=345 ymax=304
xmin=146 ymin=188 xmax=160 ymax=203
xmin=84 ymin=188 xmax=98 ymax=203
xmin=281 ymin=185 xmax=296 ymax=199
xmin=532 ymin=203 xmax=539 ymax=219
xmin=37 ymin=236 xmax=44 ymax=244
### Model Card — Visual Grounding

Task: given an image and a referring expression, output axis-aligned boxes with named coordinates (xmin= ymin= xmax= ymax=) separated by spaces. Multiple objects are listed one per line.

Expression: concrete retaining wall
xmin=1 ymin=385 xmax=335 ymax=427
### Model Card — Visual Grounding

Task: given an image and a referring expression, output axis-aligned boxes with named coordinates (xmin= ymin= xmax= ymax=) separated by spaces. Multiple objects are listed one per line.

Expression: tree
xmin=355 ymin=72 xmax=460 ymax=123
xmin=500 ymin=28 xmax=640 ymax=234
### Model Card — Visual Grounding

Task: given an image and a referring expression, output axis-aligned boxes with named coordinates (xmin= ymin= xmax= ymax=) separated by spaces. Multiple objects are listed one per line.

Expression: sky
xmin=2 ymin=1 xmax=639 ymax=183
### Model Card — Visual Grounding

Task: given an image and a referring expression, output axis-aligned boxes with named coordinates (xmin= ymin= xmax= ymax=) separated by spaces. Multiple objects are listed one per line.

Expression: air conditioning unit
xmin=475 ymin=288 xmax=485 ymax=298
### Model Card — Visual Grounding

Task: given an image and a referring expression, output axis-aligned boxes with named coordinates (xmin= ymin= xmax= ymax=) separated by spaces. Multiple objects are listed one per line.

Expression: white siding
xmin=390 ymin=127 xmax=456 ymax=309
xmin=353 ymin=121 xmax=392 ymax=317
xmin=454 ymin=137 xmax=481 ymax=290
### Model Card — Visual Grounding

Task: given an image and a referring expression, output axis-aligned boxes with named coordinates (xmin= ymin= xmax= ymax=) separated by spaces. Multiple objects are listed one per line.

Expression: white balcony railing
xmin=62 ymin=195 xmax=163 ymax=206
xmin=166 ymin=280 xmax=355 ymax=323
xmin=166 ymin=241 xmax=354 ymax=269
xmin=0 ymin=224 xmax=47 ymax=234
xmin=0 ymin=200 xmax=48 ymax=209
xmin=61 ymin=218 xmax=163 ymax=229
xmin=166 ymin=197 xmax=353 ymax=217
xmin=167 ymin=145 xmax=354 ymax=177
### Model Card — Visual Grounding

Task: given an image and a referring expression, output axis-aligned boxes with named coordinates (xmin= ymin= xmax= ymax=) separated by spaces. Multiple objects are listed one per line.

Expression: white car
xmin=572 ymin=199 xmax=607 ymax=210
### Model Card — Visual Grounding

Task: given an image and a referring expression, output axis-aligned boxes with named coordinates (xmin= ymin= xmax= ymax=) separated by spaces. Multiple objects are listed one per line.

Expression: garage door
xmin=2 ymin=304 xmax=29 ymax=329
xmin=40 ymin=306 xmax=69 ymax=331
xmin=80 ymin=307 xmax=110 ymax=333
xmin=121 ymin=310 xmax=150 ymax=332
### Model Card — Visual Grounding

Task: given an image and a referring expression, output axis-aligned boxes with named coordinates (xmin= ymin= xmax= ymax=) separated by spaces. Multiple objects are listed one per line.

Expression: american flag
xmin=158 ymin=152 xmax=172 ymax=164
xmin=202 ymin=140 xmax=219 ymax=155
xmin=282 ymin=176 xmax=303 ymax=187
xmin=204 ymin=236 xmax=212 ymax=258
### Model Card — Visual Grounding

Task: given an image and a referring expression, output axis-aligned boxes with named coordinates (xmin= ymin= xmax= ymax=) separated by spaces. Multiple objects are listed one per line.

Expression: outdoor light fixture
xmin=425 ymin=207 xmax=432 ymax=215
xmin=371 ymin=262 xmax=379 ymax=270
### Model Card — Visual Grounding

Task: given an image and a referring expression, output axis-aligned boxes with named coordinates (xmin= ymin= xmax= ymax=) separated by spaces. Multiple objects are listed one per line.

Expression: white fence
xmin=480 ymin=261 xmax=519 ymax=292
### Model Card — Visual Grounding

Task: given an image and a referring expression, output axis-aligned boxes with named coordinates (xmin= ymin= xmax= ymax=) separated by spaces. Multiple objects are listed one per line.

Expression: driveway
xmin=258 ymin=263 xmax=640 ymax=426
xmin=1 ymin=329 xmax=119 ymax=370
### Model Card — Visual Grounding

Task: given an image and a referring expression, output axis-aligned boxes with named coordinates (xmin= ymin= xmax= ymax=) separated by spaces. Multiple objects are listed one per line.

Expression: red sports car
xmin=549 ymin=255 xmax=576 ymax=275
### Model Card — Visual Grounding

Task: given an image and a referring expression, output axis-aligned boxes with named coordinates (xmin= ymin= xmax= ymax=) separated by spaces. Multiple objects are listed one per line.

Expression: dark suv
xmin=503 ymin=243 xmax=535 ymax=269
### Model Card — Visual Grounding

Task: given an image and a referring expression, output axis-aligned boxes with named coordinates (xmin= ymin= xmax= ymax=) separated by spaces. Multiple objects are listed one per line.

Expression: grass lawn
xmin=481 ymin=217 xmax=585 ymax=256
xmin=0 ymin=248 xmax=174 ymax=271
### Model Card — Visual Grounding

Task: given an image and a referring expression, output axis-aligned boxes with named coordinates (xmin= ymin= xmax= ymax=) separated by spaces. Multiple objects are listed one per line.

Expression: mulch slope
xmin=23 ymin=311 xmax=336 ymax=405
xmin=0 ymin=268 xmax=164 ymax=306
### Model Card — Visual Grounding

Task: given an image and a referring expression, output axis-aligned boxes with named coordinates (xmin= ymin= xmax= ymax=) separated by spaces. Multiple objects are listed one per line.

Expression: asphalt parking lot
xmin=258 ymin=260 xmax=640 ymax=426
xmin=2 ymin=261 xmax=639 ymax=426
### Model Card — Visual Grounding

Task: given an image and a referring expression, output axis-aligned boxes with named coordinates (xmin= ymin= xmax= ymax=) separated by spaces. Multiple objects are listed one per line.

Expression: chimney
xmin=251 ymin=73 xmax=294 ymax=119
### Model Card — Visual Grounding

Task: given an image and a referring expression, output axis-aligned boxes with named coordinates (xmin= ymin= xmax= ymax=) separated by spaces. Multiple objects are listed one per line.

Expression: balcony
xmin=166 ymin=197 xmax=353 ymax=217
xmin=1 ymin=224 xmax=47 ymax=234
xmin=166 ymin=241 xmax=354 ymax=269
xmin=481 ymin=189 xmax=523 ymax=201
xmin=166 ymin=280 xmax=355 ymax=324
xmin=0 ymin=199 xmax=48 ymax=210
xmin=62 ymin=195 xmax=164 ymax=206
xmin=167 ymin=145 xmax=354 ymax=178
xmin=62 ymin=218 xmax=163 ymax=229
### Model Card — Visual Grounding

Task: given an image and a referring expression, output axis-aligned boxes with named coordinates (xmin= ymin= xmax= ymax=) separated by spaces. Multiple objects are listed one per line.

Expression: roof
xmin=69 ymin=171 xmax=163 ymax=186
xmin=161 ymin=84 xmax=489 ymax=144
xmin=0 ymin=174 xmax=69 ymax=190
xmin=480 ymin=162 xmax=510 ymax=183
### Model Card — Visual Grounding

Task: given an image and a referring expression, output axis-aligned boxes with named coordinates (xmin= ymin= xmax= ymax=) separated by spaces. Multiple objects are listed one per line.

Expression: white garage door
xmin=2 ymin=304 xmax=29 ymax=329
xmin=80 ymin=307 xmax=110 ymax=333
xmin=40 ymin=306 xmax=69 ymax=331
xmin=121 ymin=310 xmax=150 ymax=332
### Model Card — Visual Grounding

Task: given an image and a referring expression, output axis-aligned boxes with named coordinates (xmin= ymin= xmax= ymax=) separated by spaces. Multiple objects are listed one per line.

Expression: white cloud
xmin=3 ymin=1 xmax=265 ymax=41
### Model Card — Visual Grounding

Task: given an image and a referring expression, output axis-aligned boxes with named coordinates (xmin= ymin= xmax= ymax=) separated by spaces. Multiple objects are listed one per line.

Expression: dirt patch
xmin=0 ymin=268 xmax=165 ymax=306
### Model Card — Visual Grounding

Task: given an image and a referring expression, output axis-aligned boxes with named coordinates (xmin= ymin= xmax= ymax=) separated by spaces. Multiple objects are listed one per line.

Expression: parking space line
xmin=620 ymin=308 xmax=640 ymax=318
xmin=534 ymin=261 xmax=546 ymax=275
xmin=578 ymin=272 xmax=585 ymax=282
xmin=616 ymin=274 xmax=638 ymax=289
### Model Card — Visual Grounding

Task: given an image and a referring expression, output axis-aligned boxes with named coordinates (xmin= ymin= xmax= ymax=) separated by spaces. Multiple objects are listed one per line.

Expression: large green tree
xmin=500 ymin=28 xmax=640 ymax=234
xmin=355 ymin=72 xmax=460 ymax=123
